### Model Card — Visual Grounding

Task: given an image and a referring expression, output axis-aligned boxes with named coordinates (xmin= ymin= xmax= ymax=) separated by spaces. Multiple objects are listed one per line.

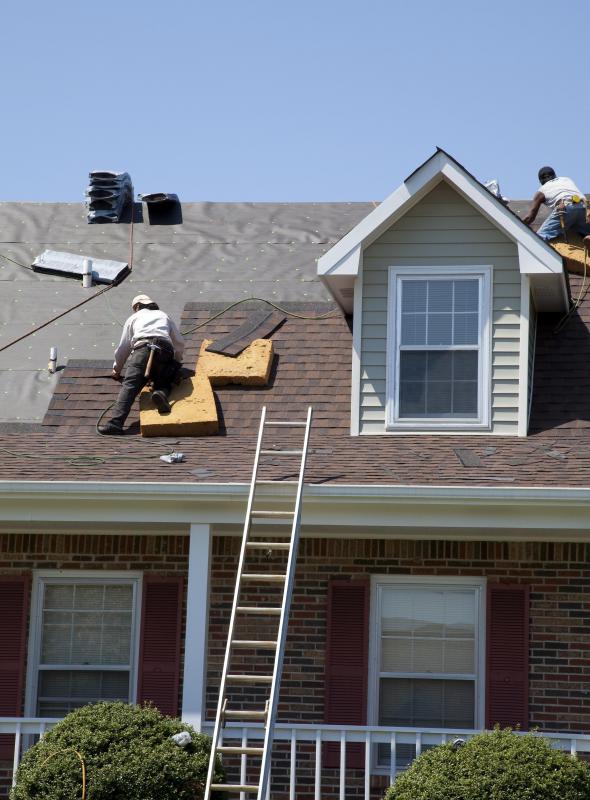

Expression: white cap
xmin=132 ymin=294 xmax=154 ymax=309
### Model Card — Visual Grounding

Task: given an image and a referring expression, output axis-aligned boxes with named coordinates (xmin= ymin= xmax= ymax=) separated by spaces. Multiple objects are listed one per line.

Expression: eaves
xmin=2 ymin=480 xmax=590 ymax=537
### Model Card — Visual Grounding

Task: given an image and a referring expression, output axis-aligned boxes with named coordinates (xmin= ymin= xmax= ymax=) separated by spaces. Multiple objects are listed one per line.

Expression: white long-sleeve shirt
xmin=113 ymin=308 xmax=185 ymax=372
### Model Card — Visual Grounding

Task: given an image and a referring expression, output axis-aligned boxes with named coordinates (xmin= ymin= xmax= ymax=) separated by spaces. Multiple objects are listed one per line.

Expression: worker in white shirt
xmin=523 ymin=166 xmax=590 ymax=241
xmin=98 ymin=294 xmax=185 ymax=435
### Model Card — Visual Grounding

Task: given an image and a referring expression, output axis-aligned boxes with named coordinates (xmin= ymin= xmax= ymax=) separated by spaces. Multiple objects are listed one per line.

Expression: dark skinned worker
xmin=98 ymin=294 xmax=184 ymax=435
xmin=523 ymin=166 xmax=590 ymax=241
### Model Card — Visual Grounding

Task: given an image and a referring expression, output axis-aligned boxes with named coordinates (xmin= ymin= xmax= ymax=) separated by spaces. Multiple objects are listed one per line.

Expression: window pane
xmin=454 ymin=313 xmax=479 ymax=345
xmin=426 ymin=381 xmax=452 ymax=416
xmin=401 ymin=313 xmax=426 ymax=345
xmin=401 ymin=281 xmax=427 ymax=313
xmin=427 ymin=314 xmax=453 ymax=345
xmin=453 ymin=351 xmax=478 ymax=381
xmin=379 ymin=678 xmax=474 ymax=727
xmin=427 ymin=280 xmax=453 ymax=312
xmin=454 ymin=279 xmax=479 ymax=313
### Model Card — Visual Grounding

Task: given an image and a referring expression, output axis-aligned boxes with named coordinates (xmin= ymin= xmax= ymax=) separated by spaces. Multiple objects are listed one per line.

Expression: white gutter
xmin=1 ymin=480 xmax=590 ymax=535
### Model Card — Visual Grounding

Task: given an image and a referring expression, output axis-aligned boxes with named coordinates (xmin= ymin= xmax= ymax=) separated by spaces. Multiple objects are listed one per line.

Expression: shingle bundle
xmin=86 ymin=170 xmax=133 ymax=223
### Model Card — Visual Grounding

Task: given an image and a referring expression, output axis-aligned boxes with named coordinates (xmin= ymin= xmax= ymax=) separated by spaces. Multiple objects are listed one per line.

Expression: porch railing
xmin=3 ymin=718 xmax=590 ymax=799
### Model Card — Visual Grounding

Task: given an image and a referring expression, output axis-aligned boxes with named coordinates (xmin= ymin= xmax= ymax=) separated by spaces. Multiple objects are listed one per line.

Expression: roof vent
xmin=139 ymin=192 xmax=182 ymax=225
xmin=86 ymin=170 xmax=133 ymax=223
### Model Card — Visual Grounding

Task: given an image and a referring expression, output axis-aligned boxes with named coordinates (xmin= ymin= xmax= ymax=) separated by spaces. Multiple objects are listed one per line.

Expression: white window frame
xmin=25 ymin=571 xmax=143 ymax=717
xmin=368 ymin=575 xmax=486 ymax=753
xmin=386 ymin=265 xmax=492 ymax=430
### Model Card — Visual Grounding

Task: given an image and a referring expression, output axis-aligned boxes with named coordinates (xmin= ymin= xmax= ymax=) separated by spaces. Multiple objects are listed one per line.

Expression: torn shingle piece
xmin=454 ymin=448 xmax=482 ymax=467
xmin=205 ymin=309 xmax=285 ymax=356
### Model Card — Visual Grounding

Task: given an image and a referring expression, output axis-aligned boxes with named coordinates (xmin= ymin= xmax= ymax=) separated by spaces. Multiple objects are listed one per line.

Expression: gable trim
xmin=318 ymin=150 xmax=566 ymax=313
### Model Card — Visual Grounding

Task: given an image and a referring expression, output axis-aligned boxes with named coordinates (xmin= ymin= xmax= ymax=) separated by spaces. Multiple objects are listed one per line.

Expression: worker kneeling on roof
xmin=523 ymin=166 xmax=590 ymax=241
xmin=98 ymin=294 xmax=184 ymax=435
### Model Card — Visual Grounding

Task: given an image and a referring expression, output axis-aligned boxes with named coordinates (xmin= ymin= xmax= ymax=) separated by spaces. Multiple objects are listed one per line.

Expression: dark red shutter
xmin=0 ymin=576 xmax=30 ymax=761
xmin=324 ymin=579 xmax=369 ymax=769
xmin=486 ymin=584 xmax=529 ymax=730
xmin=137 ymin=577 xmax=183 ymax=716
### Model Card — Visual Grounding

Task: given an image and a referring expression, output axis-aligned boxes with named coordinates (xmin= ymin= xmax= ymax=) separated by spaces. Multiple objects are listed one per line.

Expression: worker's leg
xmin=108 ymin=348 xmax=149 ymax=428
xmin=150 ymin=349 xmax=178 ymax=414
xmin=536 ymin=210 xmax=564 ymax=241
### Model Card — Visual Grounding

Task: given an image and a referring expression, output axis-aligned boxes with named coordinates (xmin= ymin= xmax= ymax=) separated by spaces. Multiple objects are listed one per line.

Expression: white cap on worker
xmin=132 ymin=294 xmax=154 ymax=309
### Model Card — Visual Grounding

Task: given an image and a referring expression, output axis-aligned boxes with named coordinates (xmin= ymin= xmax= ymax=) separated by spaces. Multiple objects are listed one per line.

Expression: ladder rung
xmin=260 ymin=449 xmax=303 ymax=456
xmin=242 ymin=573 xmax=285 ymax=582
xmin=227 ymin=674 xmax=273 ymax=684
xmin=232 ymin=639 xmax=277 ymax=648
xmin=223 ymin=709 xmax=267 ymax=719
xmin=236 ymin=606 xmax=282 ymax=615
xmin=251 ymin=510 xmax=294 ymax=518
xmin=264 ymin=420 xmax=307 ymax=427
xmin=246 ymin=541 xmax=290 ymax=550
xmin=211 ymin=785 xmax=259 ymax=793
xmin=217 ymin=746 xmax=265 ymax=756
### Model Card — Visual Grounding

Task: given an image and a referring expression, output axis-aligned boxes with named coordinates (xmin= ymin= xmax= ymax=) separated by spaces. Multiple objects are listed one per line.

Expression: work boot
xmin=97 ymin=421 xmax=124 ymax=435
xmin=151 ymin=389 xmax=171 ymax=414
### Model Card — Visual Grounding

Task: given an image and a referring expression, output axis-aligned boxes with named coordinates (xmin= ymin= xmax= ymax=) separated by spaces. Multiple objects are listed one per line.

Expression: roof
xmin=2 ymin=173 xmax=590 ymax=492
xmin=317 ymin=149 xmax=567 ymax=313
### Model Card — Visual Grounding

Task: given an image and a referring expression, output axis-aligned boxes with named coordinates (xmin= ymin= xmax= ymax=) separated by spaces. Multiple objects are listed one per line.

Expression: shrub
xmin=11 ymin=701 xmax=225 ymax=800
xmin=384 ymin=728 xmax=590 ymax=800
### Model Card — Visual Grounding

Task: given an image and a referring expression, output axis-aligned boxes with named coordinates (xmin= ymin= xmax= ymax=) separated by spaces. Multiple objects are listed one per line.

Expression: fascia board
xmin=3 ymin=481 xmax=590 ymax=534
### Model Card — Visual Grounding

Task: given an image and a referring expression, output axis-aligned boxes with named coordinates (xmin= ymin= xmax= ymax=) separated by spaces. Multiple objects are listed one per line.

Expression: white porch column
xmin=182 ymin=522 xmax=212 ymax=731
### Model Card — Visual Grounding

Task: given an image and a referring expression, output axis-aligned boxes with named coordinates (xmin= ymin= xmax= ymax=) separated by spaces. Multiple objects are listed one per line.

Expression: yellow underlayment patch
xmin=140 ymin=338 xmax=274 ymax=437
xmin=550 ymin=234 xmax=590 ymax=276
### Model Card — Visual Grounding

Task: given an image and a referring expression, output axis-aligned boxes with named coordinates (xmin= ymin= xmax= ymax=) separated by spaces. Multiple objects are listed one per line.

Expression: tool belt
xmin=133 ymin=337 xmax=174 ymax=355
xmin=556 ymin=196 xmax=586 ymax=212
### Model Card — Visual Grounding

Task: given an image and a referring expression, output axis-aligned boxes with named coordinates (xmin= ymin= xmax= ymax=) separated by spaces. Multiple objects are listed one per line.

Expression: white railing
xmin=0 ymin=717 xmax=60 ymax=785
xmin=205 ymin=722 xmax=590 ymax=800
xmin=4 ymin=718 xmax=590 ymax=799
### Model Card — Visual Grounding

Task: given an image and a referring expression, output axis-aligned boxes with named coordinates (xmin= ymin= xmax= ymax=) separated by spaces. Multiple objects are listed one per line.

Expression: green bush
xmin=384 ymin=728 xmax=590 ymax=800
xmin=11 ymin=701 xmax=225 ymax=800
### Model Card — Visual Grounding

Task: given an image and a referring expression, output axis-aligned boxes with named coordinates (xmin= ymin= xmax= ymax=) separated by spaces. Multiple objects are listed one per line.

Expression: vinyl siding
xmin=359 ymin=180 xmax=521 ymax=434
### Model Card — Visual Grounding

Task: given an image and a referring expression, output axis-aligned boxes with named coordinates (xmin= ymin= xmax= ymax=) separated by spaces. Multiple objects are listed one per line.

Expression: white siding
xmin=359 ymin=181 xmax=521 ymax=435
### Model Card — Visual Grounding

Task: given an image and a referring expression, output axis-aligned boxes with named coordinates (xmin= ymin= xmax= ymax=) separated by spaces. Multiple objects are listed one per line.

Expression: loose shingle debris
xmin=86 ymin=170 xmax=132 ymax=223
xmin=454 ymin=448 xmax=483 ymax=467
xmin=32 ymin=250 xmax=129 ymax=285
xmin=191 ymin=467 xmax=214 ymax=478
xmin=205 ymin=308 xmax=285 ymax=357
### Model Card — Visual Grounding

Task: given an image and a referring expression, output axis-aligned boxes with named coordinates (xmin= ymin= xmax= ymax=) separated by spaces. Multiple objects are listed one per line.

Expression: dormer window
xmin=386 ymin=266 xmax=491 ymax=430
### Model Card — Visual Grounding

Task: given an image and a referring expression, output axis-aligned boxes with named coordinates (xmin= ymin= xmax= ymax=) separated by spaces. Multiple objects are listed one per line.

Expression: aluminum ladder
xmin=204 ymin=405 xmax=313 ymax=800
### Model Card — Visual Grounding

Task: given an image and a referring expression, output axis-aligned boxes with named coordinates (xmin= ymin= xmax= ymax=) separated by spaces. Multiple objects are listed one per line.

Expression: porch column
xmin=181 ymin=522 xmax=212 ymax=731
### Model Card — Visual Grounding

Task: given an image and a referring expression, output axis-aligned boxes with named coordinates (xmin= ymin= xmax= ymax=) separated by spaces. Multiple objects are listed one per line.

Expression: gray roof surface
xmin=0 ymin=201 xmax=373 ymax=421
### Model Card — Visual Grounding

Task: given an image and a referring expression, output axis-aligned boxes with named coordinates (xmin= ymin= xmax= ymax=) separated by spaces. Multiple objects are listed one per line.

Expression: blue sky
xmin=3 ymin=0 xmax=588 ymax=202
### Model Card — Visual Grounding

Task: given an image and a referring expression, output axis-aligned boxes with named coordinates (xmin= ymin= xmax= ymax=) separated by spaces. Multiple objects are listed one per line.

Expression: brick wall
xmin=208 ymin=536 xmax=590 ymax=734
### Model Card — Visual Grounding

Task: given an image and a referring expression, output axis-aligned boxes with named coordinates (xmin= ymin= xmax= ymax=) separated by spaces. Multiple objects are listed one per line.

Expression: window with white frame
xmin=28 ymin=575 xmax=140 ymax=717
xmin=371 ymin=578 xmax=484 ymax=767
xmin=387 ymin=267 xmax=491 ymax=429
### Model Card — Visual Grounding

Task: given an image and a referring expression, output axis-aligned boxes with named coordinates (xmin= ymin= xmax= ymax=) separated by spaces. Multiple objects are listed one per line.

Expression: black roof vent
xmin=86 ymin=170 xmax=133 ymax=224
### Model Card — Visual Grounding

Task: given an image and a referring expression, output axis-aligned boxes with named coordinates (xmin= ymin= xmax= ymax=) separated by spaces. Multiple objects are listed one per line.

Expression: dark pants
xmin=109 ymin=345 xmax=179 ymax=428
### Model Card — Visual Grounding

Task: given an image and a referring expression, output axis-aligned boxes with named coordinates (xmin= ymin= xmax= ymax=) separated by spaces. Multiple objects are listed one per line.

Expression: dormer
xmin=318 ymin=150 xmax=568 ymax=437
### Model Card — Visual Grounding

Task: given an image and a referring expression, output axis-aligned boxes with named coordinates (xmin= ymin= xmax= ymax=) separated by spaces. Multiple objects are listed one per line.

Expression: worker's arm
xmin=523 ymin=191 xmax=545 ymax=226
xmin=113 ymin=319 xmax=134 ymax=374
xmin=168 ymin=318 xmax=185 ymax=362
